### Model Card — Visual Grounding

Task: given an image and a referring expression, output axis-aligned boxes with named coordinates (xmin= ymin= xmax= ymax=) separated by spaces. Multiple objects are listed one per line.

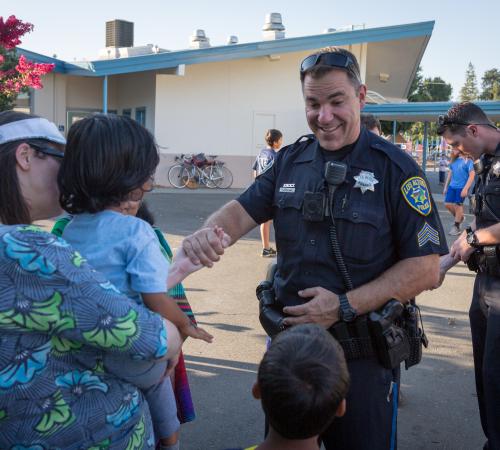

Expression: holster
xmin=368 ymin=300 xmax=410 ymax=370
xmin=467 ymin=246 xmax=500 ymax=277
xmin=256 ymin=281 xmax=287 ymax=338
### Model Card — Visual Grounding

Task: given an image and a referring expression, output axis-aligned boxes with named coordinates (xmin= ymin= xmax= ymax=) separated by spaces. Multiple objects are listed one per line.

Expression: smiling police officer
xmin=182 ymin=47 xmax=447 ymax=449
xmin=437 ymin=102 xmax=500 ymax=450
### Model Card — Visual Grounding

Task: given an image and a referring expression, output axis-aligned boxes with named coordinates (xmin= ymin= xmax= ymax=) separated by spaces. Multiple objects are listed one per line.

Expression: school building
xmin=19 ymin=15 xmax=499 ymax=187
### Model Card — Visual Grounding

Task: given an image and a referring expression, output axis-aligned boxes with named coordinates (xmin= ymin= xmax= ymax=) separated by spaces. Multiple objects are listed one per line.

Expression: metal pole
xmin=422 ymin=121 xmax=428 ymax=172
xmin=103 ymin=75 xmax=108 ymax=114
xmin=392 ymin=120 xmax=397 ymax=144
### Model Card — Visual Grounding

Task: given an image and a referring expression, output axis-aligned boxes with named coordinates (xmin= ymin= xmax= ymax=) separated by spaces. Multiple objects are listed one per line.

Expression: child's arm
xmin=142 ymin=292 xmax=214 ymax=343
xmin=167 ymin=226 xmax=231 ymax=289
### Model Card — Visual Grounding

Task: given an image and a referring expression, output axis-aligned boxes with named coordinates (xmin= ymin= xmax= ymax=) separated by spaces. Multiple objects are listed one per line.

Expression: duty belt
xmin=329 ymin=316 xmax=375 ymax=360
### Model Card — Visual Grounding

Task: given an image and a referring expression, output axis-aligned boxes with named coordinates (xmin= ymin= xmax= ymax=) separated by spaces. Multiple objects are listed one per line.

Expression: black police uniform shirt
xmin=474 ymin=142 xmax=500 ymax=231
xmin=238 ymin=127 xmax=449 ymax=306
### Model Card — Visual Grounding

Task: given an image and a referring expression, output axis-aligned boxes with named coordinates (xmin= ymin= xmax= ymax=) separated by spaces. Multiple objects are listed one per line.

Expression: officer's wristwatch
xmin=466 ymin=226 xmax=480 ymax=248
xmin=338 ymin=293 xmax=357 ymax=322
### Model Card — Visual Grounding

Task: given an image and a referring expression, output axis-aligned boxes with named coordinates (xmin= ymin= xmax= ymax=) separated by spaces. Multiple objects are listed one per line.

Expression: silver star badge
xmin=353 ymin=170 xmax=379 ymax=194
xmin=492 ymin=161 xmax=500 ymax=177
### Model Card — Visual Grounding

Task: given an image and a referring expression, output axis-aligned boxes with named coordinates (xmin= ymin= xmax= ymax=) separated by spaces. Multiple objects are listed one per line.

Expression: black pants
xmin=320 ymin=357 xmax=400 ymax=450
xmin=469 ymin=272 xmax=500 ymax=450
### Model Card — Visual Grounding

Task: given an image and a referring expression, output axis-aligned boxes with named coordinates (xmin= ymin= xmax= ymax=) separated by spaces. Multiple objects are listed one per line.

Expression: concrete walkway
xmin=143 ymin=169 xmax=484 ymax=450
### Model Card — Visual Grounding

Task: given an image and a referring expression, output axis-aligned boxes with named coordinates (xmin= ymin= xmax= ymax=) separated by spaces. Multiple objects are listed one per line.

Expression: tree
xmin=0 ymin=15 xmax=54 ymax=111
xmin=480 ymin=68 xmax=500 ymax=100
xmin=407 ymin=66 xmax=452 ymax=102
xmin=459 ymin=62 xmax=479 ymax=102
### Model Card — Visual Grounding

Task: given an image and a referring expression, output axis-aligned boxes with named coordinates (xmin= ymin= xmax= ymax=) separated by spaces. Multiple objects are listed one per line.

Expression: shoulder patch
xmin=401 ymin=176 xmax=432 ymax=216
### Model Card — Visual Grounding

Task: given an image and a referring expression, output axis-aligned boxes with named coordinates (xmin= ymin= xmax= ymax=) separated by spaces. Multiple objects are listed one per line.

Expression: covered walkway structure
xmin=364 ymin=101 xmax=500 ymax=169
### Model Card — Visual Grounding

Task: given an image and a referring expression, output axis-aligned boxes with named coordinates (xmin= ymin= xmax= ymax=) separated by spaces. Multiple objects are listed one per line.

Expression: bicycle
xmin=168 ymin=154 xmax=233 ymax=189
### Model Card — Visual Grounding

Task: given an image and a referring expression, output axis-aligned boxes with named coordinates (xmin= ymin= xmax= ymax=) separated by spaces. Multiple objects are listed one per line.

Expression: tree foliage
xmin=0 ymin=15 xmax=54 ymax=111
xmin=408 ymin=66 xmax=452 ymax=102
xmin=480 ymin=68 xmax=500 ymax=101
xmin=459 ymin=62 xmax=479 ymax=102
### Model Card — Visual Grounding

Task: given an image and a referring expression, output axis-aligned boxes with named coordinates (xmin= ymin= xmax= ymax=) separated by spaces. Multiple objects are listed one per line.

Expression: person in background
xmin=443 ymin=147 xmax=475 ymax=235
xmin=360 ymin=113 xmax=382 ymax=136
xmin=438 ymin=152 xmax=449 ymax=185
xmin=253 ymin=129 xmax=283 ymax=257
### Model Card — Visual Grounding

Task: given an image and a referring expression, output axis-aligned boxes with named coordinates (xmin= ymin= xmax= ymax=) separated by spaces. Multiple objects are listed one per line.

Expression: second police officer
xmin=437 ymin=102 xmax=500 ymax=450
xmin=182 ymin=47 xmax=448 ymax=449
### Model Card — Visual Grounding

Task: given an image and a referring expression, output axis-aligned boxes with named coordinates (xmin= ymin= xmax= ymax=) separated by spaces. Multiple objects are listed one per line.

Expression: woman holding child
xmin=0 ymin=111 xmax=185 ymax=449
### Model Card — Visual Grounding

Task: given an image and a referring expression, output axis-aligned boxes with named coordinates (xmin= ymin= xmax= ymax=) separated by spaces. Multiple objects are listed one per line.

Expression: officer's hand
xmin=450 ymin=231 xmax=475 ymax=262
xmin=282 ymin=287 xmax=339 ymax=328
xmin=182 ymin=228 xmax=227 ymax=268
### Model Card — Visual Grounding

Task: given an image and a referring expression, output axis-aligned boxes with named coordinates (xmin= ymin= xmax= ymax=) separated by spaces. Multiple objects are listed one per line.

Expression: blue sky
xmin=11 ymin=0 xmax=499 ymax=100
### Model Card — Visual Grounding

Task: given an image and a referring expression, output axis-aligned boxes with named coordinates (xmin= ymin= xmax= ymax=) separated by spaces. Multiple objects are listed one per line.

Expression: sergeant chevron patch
xmin=417 ymin=222 xmax=440 ymax=247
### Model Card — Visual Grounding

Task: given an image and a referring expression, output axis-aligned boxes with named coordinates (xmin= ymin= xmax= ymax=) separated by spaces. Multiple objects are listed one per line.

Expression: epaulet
xmin=370 ymin=137 xmax=421 ymax=175
xmin=293 ymin=133 xmax=316 ymax=145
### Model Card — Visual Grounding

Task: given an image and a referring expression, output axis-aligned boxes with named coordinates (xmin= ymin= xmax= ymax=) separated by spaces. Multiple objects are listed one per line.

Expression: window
xmin=122 ymin=108 xmax=132 ymax=118
xmin=135 ymin=107 xmax=146 ymax=127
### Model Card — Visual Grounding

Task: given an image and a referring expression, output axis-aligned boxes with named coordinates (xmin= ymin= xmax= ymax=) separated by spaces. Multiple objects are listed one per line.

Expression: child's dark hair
xmin=59 ymin=114 xmax=159 ymax=214
xmin=265 ymin=129 xmax=283 ymax=147
xmin=258 ymin=324 xmax=349 ymax=440
xmin=135 ymin=201 xmax=155 ymax=226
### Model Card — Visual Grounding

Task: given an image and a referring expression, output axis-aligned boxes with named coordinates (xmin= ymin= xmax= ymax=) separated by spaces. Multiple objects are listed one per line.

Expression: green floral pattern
xmin=0 ymin=225 xmax=164 ymax=449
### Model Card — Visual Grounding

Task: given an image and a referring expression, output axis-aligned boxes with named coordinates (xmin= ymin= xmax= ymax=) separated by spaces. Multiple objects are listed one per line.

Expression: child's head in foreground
xmin=58 ymin=113 xmax=159 ymax=214
xmin=253 ymin=324 xmax=350 ymax=440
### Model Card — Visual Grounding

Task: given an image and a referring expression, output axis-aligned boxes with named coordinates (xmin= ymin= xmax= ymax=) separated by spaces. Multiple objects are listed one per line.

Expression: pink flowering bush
xmin=0 ymin=15 xmax=54 ymax=110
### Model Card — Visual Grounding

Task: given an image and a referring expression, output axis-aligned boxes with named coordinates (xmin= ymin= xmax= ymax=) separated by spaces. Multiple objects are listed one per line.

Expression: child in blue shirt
xmin=58 ymin=114 xmax=226 ymax=450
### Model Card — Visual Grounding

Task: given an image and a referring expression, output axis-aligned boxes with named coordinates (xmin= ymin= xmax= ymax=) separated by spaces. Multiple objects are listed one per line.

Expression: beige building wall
xmin=154 ymin=44 xmax=367 ymax=188
xmin=32 ymin=72 xmax=67 ymax=132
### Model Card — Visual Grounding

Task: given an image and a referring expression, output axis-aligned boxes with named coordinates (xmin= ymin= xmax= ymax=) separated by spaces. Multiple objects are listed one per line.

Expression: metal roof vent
xmin=190 ymin=29 xmax=210 ymax=49
xmin=227 ymin=35 xmax=238 ymax=45
xmin=262 ymin=13 xmax=285 ymax=40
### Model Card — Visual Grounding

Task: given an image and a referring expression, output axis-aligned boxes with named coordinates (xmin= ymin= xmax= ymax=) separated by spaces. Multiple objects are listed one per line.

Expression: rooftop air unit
xmin=106 ymin=20 xmax=134 ymax=48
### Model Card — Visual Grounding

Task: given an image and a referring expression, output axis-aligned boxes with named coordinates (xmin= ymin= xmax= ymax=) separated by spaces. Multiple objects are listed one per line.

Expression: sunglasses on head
xmin=30 ymin=143 xmax=64 ymax=159
xmin=300 ymin=52 xmax=361 ymax=82
xmin=437 ymin=114 xmax=496 ymax=129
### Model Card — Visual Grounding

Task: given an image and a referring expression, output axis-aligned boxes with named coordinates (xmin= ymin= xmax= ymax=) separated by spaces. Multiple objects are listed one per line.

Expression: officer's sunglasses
xmin=300 ymin=52 xmax=361 ymax=82
xmin=437 ymin=114 xmax=497 ymax=129
xmin=30 ymin=143 xmax=65 ymax=159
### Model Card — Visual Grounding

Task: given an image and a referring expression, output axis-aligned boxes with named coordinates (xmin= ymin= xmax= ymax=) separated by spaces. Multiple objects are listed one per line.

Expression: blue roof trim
xmin=16 ymin=48 xmax=67 ymax=72
xmin=364 ymin=101 xmax=500 ymax=119
xmin=19 ymin=20 xmax=434 ymax=77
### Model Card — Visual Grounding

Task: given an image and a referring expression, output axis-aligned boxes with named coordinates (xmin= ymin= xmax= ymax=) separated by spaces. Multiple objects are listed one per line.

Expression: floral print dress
xmin=0 ymin=225 xmax=169 ymax=450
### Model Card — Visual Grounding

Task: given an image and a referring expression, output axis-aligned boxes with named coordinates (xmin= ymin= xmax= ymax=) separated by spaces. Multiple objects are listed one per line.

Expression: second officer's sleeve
xmin=391 ymin=171 xmax=449 ymax=259
xmin=237 ymin=153 xmax=278 ymax=224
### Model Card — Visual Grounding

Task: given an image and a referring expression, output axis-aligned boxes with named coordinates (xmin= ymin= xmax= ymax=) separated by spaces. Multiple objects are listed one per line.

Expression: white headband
xmin=0 ymin=117 xmax=66 ymax=146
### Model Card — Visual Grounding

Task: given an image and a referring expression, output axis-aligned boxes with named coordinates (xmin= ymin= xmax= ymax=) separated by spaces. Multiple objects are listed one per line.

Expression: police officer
xmin=437 ymin=102 xmax=500 ymax=450
xmin=182 ymin=47 xmax=447 ymax=449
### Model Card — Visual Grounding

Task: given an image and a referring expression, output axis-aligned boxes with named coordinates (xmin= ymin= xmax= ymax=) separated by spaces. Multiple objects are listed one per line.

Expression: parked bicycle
xmin=168 ymin=153 xmax=233 ymax=189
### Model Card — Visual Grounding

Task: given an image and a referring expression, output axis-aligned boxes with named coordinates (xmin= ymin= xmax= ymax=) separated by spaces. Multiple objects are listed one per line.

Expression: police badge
xmin=401 ymin=176 xmax=432 ymax=216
